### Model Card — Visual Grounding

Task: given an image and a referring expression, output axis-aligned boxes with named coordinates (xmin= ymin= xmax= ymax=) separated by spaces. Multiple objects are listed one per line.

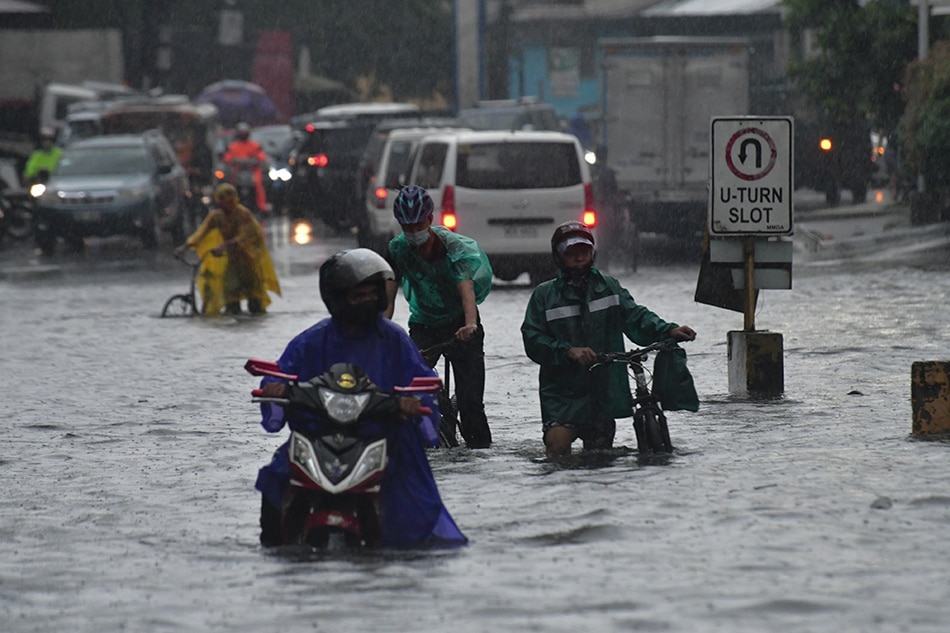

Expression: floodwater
xmin=2 ymin=232 xmax=949 ymax=633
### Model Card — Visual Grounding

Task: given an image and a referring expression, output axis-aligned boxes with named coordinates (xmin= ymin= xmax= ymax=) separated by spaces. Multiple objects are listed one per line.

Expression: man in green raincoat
xmin=385 ymin=185 xmax=494 ymax=449
xmin=521 ymin=221 xmax=697 ymax=457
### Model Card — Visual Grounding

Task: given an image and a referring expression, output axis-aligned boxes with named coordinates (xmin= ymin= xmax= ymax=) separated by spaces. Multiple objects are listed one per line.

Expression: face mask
xmin=404 ymin=229 xmax=429 ymax=247
xmin=341 ymin=300 xmax=379 ymax=330
xmin=565 ymin=263 xmax=592 ymax=293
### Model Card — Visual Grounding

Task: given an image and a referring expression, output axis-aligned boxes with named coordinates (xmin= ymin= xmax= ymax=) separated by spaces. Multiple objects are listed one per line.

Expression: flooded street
xmin=2 ymin=219 xmax=950 ymax=632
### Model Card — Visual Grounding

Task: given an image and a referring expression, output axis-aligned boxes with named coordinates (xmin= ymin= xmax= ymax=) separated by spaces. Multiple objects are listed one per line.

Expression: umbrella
xmin=194 ymin=79 xmax=279 ymax=128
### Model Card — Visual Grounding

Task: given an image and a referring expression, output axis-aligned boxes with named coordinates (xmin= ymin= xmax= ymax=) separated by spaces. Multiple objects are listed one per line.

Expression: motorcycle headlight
xmin=269 ymin=167 xmax=292 ymax=182
xmin=318 ymin=389 xmax=370 ymax=423
xmin=290 ymin=433 xmax=320 ymax=482
xmin=348 ymin=442 xmax=387 ymax=487
xmin=30 ymin=183 xmax=47 ymax=198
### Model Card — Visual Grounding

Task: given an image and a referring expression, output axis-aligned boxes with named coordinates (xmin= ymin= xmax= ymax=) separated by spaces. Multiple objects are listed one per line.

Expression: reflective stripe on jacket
xmin=521 ymin=268 xmax=677 ymax=423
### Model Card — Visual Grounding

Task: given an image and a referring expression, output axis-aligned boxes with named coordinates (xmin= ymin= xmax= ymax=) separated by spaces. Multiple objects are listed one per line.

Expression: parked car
xmin=456 ymin=98 xmax=560 ymax=132
xmin=286 ymin=102 xmax=422 ymax=231
xmin=357 ymin=125 xmax=471 ymax=254
xmin=32 ymin=131 xmax=190 ymax=255
xmin=406 ymin=130 xmax=594 ymax=284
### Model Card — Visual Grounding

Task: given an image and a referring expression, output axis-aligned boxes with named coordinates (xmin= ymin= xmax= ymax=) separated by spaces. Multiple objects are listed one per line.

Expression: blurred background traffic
xmin=1 ymin=0 xmax=948 ymax=264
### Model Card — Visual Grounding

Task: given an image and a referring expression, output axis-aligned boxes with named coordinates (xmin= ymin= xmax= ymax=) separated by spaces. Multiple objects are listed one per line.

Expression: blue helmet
xmin=393 ymin=185 xmax=434 ymax=225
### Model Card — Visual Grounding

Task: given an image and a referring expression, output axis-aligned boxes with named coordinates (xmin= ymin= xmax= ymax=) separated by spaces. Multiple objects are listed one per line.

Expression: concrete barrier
xmin=911 ymin=361 xmax=950 ymax=435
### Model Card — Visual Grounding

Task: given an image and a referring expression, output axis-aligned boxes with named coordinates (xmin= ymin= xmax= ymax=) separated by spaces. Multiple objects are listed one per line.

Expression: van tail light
xmin=441 ymin=185 xmax=457 ymax=231
xmin=307 ymin=154 xmax=329 ymax=167
xmin=583 ymin=183 xmax=597 ymax=228
xmin=374 ymin=187 xmax=387 ymax=209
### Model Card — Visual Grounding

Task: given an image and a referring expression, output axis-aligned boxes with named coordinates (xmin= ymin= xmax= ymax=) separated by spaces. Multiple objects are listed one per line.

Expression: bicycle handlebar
xmin=593 ymin=339 xmax=683 ymax=366
xmin=419 ymin=337 xmax=458 ymax=358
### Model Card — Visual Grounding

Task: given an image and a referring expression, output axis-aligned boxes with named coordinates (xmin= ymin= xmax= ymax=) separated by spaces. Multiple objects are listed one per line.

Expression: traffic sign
xmin=710 ymin=117 xmax=793 ymax=236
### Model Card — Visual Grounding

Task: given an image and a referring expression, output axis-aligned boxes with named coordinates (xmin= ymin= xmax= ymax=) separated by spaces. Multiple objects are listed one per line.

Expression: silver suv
xmin=33 ymin=130 xmax=189 ymax=255
xmin=406 ymin=130 xmax=594 ymax=285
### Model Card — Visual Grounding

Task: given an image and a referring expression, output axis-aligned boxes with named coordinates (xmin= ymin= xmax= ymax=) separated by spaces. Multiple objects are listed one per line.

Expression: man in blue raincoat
xmin=255 ymin=248 xmax=467 ymax=548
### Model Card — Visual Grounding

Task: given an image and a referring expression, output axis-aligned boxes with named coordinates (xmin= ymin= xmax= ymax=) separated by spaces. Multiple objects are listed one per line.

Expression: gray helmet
xmin=319 ymin=248 xmax=394 ymax=319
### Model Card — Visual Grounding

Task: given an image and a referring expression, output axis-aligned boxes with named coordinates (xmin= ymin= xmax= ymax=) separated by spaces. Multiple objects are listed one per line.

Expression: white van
xmin=406 ymin=130 xmax=594 ymax=284
xmin=358 ymin=126 xmax=470 ymax=254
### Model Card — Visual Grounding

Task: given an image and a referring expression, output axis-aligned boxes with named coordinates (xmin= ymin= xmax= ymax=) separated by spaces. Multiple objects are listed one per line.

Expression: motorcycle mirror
xmin=244 ymin=358 xmax=298 ymax=381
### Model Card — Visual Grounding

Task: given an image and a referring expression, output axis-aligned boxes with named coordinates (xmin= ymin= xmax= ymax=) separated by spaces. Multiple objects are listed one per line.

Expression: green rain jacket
xmin=521 ymin=268 xmax=678 ymax=424
xmin=388 ymin=227 xmax=493 ymax=328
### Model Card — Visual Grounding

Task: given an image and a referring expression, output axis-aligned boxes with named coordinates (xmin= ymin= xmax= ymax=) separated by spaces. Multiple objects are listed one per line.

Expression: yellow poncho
xmin=184 ymin=206 xmax=281 ymax=315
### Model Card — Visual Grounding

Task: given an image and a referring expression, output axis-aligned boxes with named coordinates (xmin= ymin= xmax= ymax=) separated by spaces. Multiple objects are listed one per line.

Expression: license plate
xmin=73 ymin=210 xmax=101 ymax=222
xmin=504 ymin=226 xmax=537 ymax=238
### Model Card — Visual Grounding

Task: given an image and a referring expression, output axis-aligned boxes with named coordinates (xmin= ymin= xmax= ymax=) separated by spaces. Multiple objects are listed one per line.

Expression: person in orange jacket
xmin=223 ymin=122 xmax=268 ymax=213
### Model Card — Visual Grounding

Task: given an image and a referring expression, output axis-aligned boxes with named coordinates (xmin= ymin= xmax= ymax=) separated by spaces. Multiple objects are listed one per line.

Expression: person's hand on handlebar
xmin=567 ymin=346 xmax=599 ymax=367
xmin=260 ymin=382 xmax=288 ymax=398
xmin=668 ymin=325 xmax=697 ymax=342
xmin=398 ymin=396 xmax=423 ymax=418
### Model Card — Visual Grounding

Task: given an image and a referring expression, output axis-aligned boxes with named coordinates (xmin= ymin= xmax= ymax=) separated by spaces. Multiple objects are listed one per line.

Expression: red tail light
xmin=374 ymin=186 xmax=387 ymax=209
xmin=305 ymin=124 xmax=315 ymax=132
xmin=307 ymin=154 xmax=329 ymax=167
xmin=583 ymin=183 xmax=597 ymax=227
xmin=441 ymin=185 xmax=457 ymax=231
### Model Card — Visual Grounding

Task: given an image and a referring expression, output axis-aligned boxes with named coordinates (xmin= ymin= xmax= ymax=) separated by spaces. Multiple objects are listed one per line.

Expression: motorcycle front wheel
xmin=6 ymin=205 xmax=32 ymax=241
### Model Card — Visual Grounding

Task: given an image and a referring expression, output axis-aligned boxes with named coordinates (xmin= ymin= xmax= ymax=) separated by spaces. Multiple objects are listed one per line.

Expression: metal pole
xmin=919 ymin=0 xmax=929 ymax=194
xmin=744 ymin=236 xmax=755 ymax=332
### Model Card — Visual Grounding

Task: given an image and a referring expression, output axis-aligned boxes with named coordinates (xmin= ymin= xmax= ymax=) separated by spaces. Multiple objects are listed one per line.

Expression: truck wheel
xmin=824 ymin=182 xmax=841 ymax=206
xmin=851 ymin=183 xmax=868 ymax=204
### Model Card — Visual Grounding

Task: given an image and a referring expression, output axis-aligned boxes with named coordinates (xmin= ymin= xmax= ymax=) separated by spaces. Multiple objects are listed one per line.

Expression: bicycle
xmin=419 ymin=338 xmax=460 ymax=448
xmin=161 ymin=249 xmax=203 ymax=317
xmin=591 ymin=340 xmax=681 ymax=455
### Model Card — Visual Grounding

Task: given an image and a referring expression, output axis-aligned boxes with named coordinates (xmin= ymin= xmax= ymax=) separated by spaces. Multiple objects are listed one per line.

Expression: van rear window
xmin=456 ymin=142 xmax=581 ymax=189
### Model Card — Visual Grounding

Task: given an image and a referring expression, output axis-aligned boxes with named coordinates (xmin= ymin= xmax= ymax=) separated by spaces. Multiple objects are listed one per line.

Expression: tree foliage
xmin=782 ymin=0 xmax=917 ymax=136
xmin=900 ymin=41 xmax=950 ymax=190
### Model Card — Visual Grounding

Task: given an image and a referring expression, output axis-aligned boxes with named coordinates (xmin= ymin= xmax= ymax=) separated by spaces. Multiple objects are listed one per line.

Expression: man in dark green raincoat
xmin=521 ymin=221 xmax=697 ymax=457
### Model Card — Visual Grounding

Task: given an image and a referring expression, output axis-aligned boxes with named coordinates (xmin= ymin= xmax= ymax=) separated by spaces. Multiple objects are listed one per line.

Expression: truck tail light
xmin=441 ymin=185 xmax=457 ymax=231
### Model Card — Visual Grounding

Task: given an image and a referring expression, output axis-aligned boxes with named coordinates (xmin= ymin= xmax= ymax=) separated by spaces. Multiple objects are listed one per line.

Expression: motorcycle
xmin=218 ymin=157 xmax=264 ymax=214
xmin=0 ymin=159 xmax=35 ymax=242
xmin=245 ymin=358 xmax=442 ymax=549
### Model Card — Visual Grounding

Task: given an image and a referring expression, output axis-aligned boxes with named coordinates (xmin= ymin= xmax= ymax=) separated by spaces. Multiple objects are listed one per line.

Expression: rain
xmin=3 ymin=2 xmax=950 ymax=632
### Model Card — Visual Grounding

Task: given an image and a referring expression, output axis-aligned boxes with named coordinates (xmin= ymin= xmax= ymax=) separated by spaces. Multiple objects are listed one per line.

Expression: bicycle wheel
xmin=437 ymin=390 xmax=460 ymax=448
xmin=161 ymin=294 xmax=196 ymax=318
xmin=635 ymin=407 xmax=673 ymax=454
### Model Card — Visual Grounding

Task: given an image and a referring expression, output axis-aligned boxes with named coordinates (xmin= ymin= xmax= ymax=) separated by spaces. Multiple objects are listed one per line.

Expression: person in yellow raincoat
xmin=174 ymin=183 xmax=281 ymax=315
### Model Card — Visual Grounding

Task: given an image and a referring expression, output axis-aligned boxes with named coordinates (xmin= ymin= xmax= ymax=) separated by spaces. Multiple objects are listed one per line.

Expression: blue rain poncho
xmin=254 ymin=315 xmax=467 ymax=549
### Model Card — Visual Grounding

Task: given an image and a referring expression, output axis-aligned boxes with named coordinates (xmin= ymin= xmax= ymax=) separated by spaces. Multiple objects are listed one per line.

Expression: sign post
xmin=708 ymin=116 xmax=794 ymax=396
